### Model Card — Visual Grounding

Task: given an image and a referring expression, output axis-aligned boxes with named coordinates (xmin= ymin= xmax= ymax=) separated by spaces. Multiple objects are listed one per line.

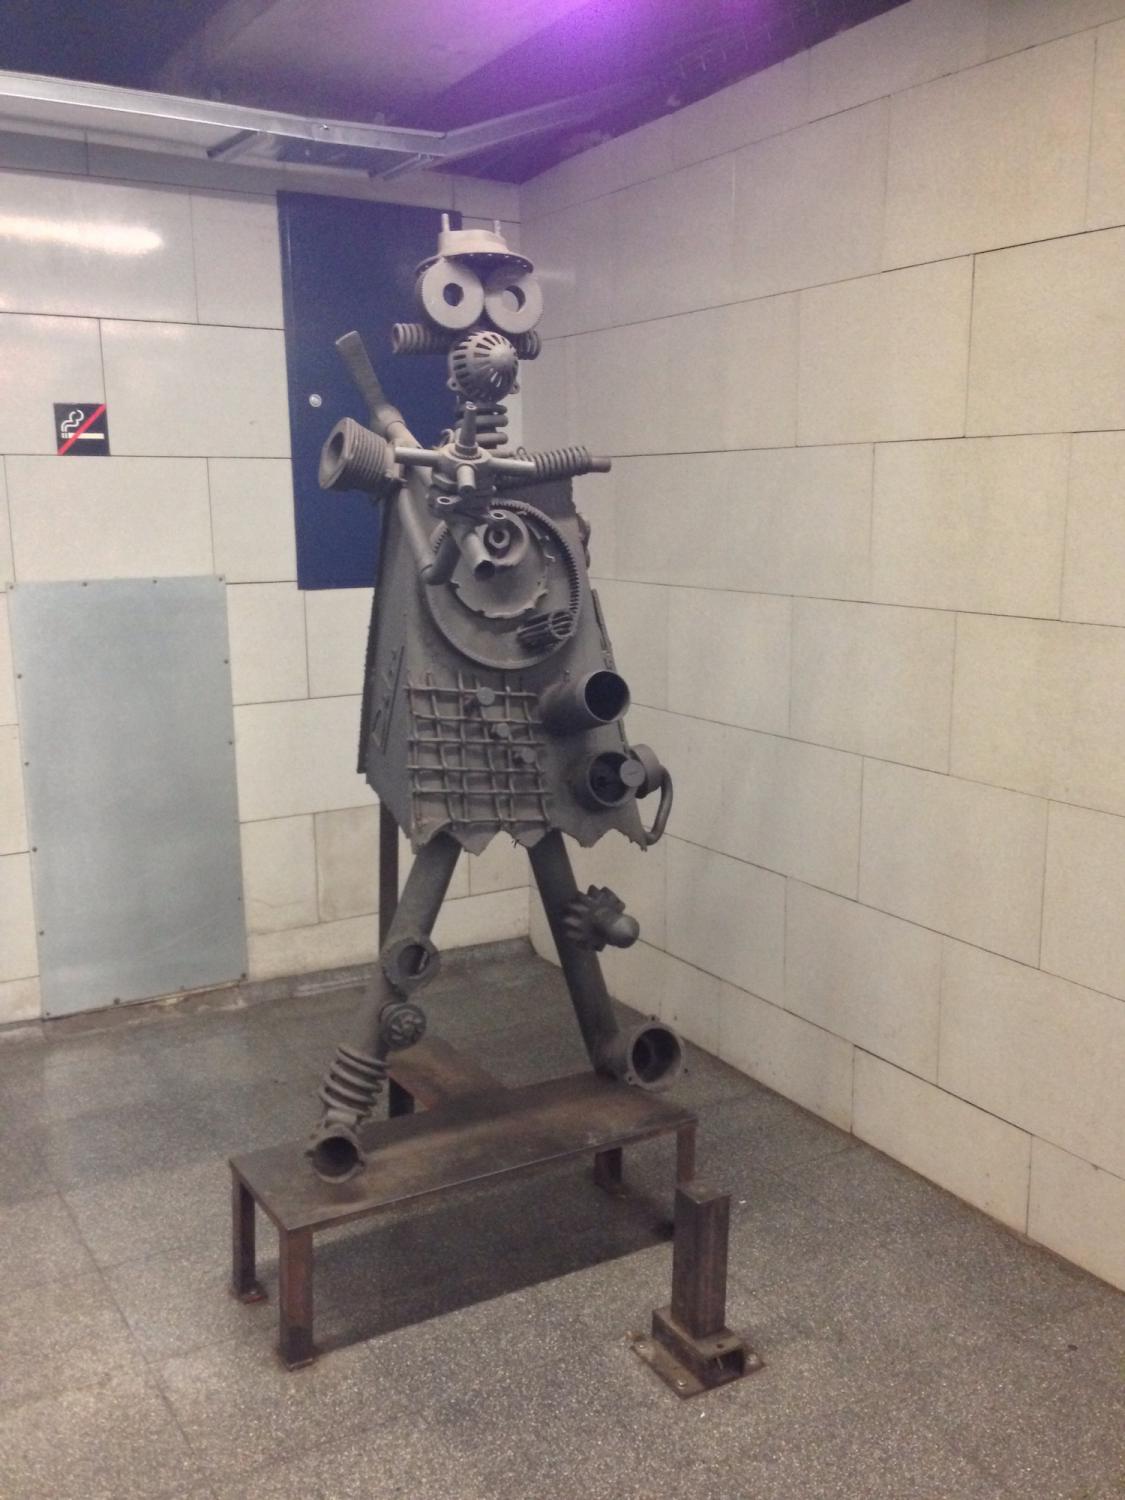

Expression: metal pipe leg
xmin=529 ymin=831 xmax=629 ymax=1070
xmin=529 ymin=831 xmax=683 ymax=1089
xmin=308 ymin=832 xmax=461 ymax=1180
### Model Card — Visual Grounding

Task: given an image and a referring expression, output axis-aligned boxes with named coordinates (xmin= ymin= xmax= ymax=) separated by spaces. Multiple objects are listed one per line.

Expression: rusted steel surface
xmin=633 ymin=1185 xmax=762 ymax=1398
xmin=233 ymin=1072 xmax=696 ymax=1237
xmin=388 ymin=1035 xmax=504 ymax=1109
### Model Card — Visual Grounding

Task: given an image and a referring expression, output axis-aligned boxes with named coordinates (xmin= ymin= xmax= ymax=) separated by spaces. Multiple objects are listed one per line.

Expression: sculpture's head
xmin=391 ymin=215 xmax=542 ymax=434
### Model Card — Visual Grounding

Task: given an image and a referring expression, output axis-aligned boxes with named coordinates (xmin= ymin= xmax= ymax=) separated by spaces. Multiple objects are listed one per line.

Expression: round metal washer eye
xmin=417 ymin=259 xmax=485 ymax=331
xmin=483 ymin=267 xmax=543 ymax=335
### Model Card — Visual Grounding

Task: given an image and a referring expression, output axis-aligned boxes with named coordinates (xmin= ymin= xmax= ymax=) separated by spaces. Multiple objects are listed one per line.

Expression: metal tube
xmin=528 ymin=831 xmax=624 ymax=1072
xmin=346 ymin=831 xmax=461 ymax=1060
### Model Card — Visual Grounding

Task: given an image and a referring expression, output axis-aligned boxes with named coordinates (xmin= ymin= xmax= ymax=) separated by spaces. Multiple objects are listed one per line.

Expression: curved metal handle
xmin=643 ymin=769 xmax=673 ymax=846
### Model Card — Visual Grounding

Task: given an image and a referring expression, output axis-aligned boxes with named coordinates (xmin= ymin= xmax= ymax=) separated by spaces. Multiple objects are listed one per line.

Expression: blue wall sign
xmin=278 ymin=193 xmax=461 ymax=590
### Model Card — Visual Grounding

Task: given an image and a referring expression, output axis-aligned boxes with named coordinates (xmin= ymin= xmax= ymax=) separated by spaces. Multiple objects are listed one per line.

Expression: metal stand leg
xmin=676 ymin=1123 xmax=696 ymax=1185
xmin=388 ymin=1077 xmax=415 ymax=1118
xmin=278 ymin=1227 xmax=315 ymax=1369
xmin=632 ymin=1185 xmax=761 ymax=1396
xmin=231 ymin=1174 xmax=265 ymax=1303
xmin=378 ymin=802 xmax=398 ymax=946
xmin=593 ymin=1146 xmax=624 ymax=1194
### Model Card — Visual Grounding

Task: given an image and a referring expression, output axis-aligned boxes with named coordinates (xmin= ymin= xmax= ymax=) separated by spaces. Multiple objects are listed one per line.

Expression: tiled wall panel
xmin=0 ymin=163 xmax=529 ymax=1024
xmin=522 ymin=0 xmax=1125 ymax=1287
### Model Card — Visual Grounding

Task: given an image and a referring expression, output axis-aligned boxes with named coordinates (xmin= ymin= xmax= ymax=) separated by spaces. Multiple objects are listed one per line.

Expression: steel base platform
xmin=230 ymin=1037 xmax=698 ymax=1368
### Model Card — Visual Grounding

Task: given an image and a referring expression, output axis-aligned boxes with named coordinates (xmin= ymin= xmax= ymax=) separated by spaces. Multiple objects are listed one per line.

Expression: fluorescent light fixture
xmin=0 ymin=214 xmax=162 ymax=255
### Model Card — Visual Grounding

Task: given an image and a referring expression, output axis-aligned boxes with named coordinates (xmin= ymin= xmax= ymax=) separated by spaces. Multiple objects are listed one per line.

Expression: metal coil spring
xmin=391 ymin=322 xmax=448 ymax=355
xmin=455 ymin=397 xmax=508 ymax=450
xmin=391 ymin=323 xmax=541 ymax=359
xmin=519 ymin=445 xmax=597 ymax=482
xmin=316 ymin=1043 xmax=388 ymax=1121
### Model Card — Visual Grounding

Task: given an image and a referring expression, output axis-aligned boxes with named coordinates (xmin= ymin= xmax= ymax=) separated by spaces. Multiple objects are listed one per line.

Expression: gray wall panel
xmin=10 ymin=578 xmax=246 ymax=1016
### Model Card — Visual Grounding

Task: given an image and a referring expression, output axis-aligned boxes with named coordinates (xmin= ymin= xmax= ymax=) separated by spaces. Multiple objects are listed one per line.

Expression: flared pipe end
xmin=306 ymin=1121 xmax=366 ymax=1183
xmin=599 ymin=1021 xmax=685 ymax=1092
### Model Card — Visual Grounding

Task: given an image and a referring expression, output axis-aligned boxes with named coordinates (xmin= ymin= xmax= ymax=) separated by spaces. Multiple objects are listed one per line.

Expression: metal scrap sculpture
xmin=308 ymin=216 xmax=683 ymax=1181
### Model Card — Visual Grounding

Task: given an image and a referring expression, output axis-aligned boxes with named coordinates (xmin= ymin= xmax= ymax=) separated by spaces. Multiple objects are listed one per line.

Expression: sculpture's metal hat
xmin=416 ymin=213 xmax=532 ymax=275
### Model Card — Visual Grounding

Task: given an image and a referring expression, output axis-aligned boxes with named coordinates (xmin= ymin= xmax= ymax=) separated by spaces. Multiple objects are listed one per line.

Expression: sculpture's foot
xmin=306 ymin=1118 xmax=366 ymax=1182
xmin=600 ymin=1021 xmax=685 ymax=1092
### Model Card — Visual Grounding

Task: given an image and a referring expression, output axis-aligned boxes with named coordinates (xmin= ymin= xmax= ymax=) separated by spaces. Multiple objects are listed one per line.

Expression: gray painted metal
xmin=10 ymin=578 xmax=246 ymax=1017
xmin=0 ymin=69 xmax=640 ymax=179
xmin=308 ymin=219 xmax=684 ymax=1178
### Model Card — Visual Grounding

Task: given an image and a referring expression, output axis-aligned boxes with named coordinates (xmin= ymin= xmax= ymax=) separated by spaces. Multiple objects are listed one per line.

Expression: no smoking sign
xmin=54 ymin=403 xmax=110 ymax=456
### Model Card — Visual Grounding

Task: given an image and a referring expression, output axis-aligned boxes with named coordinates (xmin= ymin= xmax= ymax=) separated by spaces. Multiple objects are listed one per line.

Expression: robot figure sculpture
xmin=308 ymin=215 xmax=684 ymax=1182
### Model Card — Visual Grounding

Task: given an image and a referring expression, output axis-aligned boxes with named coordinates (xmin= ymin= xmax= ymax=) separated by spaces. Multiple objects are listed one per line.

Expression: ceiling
xmin=0 ymin=0 xmax=909 ymax=182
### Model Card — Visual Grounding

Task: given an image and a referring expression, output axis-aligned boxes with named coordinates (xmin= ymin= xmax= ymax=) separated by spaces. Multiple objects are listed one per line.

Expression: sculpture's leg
xmin=308 ymin=831 xmax=461 ymax=1181
xmin=529 ymin=831 xmax=684 ymax=1090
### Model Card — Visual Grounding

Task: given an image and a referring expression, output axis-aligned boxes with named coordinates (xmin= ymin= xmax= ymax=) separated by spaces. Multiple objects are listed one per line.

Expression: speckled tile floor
xmin=0 ymin=938 xmax=1122 ymax=1500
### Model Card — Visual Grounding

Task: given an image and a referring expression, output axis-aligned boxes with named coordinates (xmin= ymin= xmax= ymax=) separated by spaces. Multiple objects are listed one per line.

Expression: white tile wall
xmin=940 ymin=941 xmax=1125 ymax=1176
xmin=592 ymin=581 xmax=668 ymax=710
xmin=1088 ymin=17 xmax=1125 ymax=228
xmin=951 ymin=615 xmax=1125 ymax=816
xmin=600 ymin=939 xmax=723 ymax=1052
xmin=430 ymin=890 xmax=529 ymax=950
xmin=613 ymin=446 xmax=873 ymax=600
xmin=0 ymin=725 xmax=28 ymax=855
xmin=871 ymin=436 xmax=1069 ymax=617
xmin=966 ymin=228 xmax=1125 ymax=437
xmin=568 ymin=321 xmax=673 ymax=457
xmin=718 ymin=984 xmax=854 ymax=1130
xmin=248 ymin=913 xmax=374 ymax=982
xmin=636 ymin=709 xmax=862 ymax=897
xmin=790 ymin=599 xmax=955 ymax=771
xmin=859 ymin=761 xmax=1046 ymax=963
xmin=466 ymin=836 xmax=528 ymax=898
xmin=0 ymin=171 xmax=196 ymax=321
xmin=0 ymin=598 xmax=16 ymax=726
xmin=1028 ymin=1139 xmax=1125 ymax=1290
xmin=667 ymin=589 xmax=790 ymax=735
xmin=102 ymin=322 xmax=290 ymax=457
xmin=610 ymin=156 xmax=734 ymax=323
xmin=521 ymin=0 xmax=1125 ymax=1290
xmin=0 ymin=313 xmax=104 ymax=456
xmin=882 ymin=35 xmax=1094 ymax=267
xmin=314 ymin=805 xmax=380 ymax=923
xmin=5 ymin=457 xmax=213 ymax=581
xmin=0 ymin=164 xmax=530 ymax=1033
xmin=233 ymin=696 xmax=366 ymax=822
xmin=797 ymin=258 xmax=973 ymax=445
xmin=208 ymin=459 xmax=297 ymax=584
xmin=785 ymin=882 xmax=942 ymax=1078
xmin=669 ymin=51 xmax=809 ymax=171
xmin=985 ymin=0 xmax=1125 ymax=58
xmin=0 ymin=975 xmax=40 ymax=1026
xmin=673 ymin=296 xmax=800 ymax=453
xmin=664 ymin=837 xmax=785 ymax=1002
xmin=240 ymin=816 xmax=318 ymax=933
xmin=0 ymin=852 xmax=38 ymax=982
xmin=1062 ymin=432 xmax=1125 ymax=626
xmin=190 ymin=193 xmax=283 ymax=328
xmin=0 ymin=463 xmax=11 ymax=587
xmin=1041 ymin=802 xmax=1125 ymax=999
xmin=226 ymin=583 xmax=308 ymax=705
xmin=807 ymin=0 xmax=989 ymax=117
xmin=304 ymin=588 xmax=372 ymax=699
xmin=853 ymin=1050 xmax=1031 ymax=1231
xmin=732 ymin=101 xmax=888 ymax=300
